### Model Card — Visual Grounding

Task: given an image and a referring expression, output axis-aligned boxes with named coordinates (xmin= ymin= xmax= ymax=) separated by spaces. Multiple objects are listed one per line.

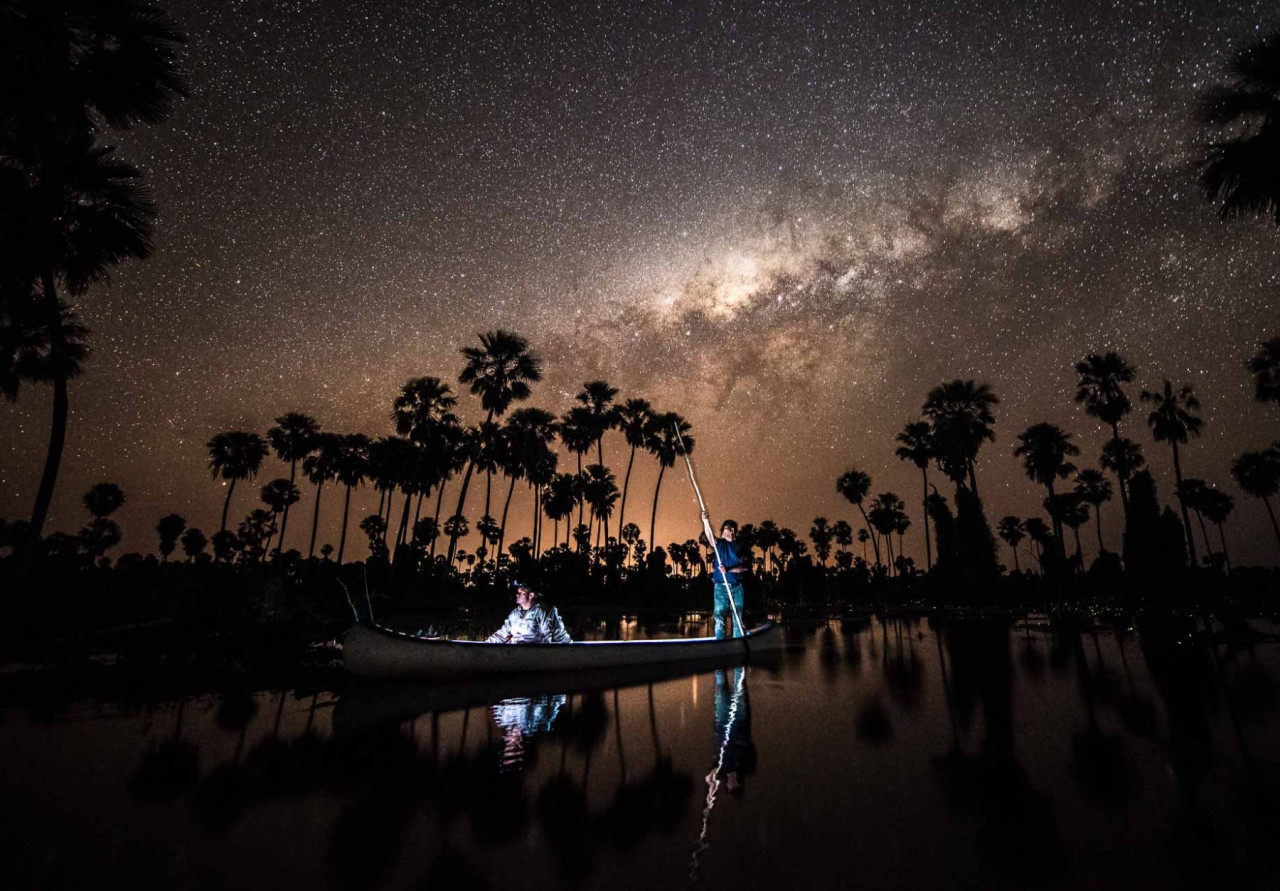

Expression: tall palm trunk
xmin=337 ymin=484 xmax=353 ymax=564
xmin=1262 ymin=495 xmax=1280 ymax=553
xmin=618 ymin=444 xmax=637 ymax=535
xmin=856 ymin=504 xmax=880 ymax=567
xmin=649 ymin=464 xmax=667 ymax=559
xmin=919 ymin=467 xmax=932 ymax=571
xmin=28 ymin=272 xmax=70 ymax=546
xmin=575 ymin=453 xmax=585 ymax=528
xmin=497 ymin=474 xmax=517 ymax=563
xmin=394 ymin=489 xmax=412 ymax=557
xmin=220 ymin=476 xmax=238 ymax=533
xmin=430 ymin=481 xmax=446 ymax=559
xmin=446 ymin=458 xmax=478 ymax=565
xmin=1045 ymin=480 xmax=1066 ymax=569
xmin=1169 ymin=442 xmax=1198 ymax=567
xmin=1094 ymin=504 xmax=1104 ymax=553
xmin=967 ymin=461 xmax=979 ymax=499
xmin=1110 ymin=420 xmax=1130 ymax=518
xmin=1011 ymin=543 xmax=1021 ymax=573
xmin=308 ymin=480 xmax=325 ymax=558
xmin=277 ymin=459 xmax=298 ymax=552
xmin=1215 ymin=523 xmax=1231 ymax=574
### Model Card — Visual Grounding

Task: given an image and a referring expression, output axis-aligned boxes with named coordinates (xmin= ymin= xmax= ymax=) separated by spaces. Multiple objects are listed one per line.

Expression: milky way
xmin=3 ymin=0 xmax=1278 ymax=566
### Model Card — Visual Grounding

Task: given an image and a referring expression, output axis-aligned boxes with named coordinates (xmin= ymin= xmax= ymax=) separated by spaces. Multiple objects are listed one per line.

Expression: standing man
xmin=701 ymin=511 xmax=749 ymax=639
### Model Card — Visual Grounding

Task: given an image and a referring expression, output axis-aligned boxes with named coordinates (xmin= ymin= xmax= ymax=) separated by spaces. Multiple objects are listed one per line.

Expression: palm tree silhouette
xmin=334 ymin=433 xmax=370 ymax=564
xmin=836 ymin=468 xmax=879 ymax=568
xmin=1074 ymin=469 xmax=1113 ymax=555
xmin=3 ymin=143 xmax=153 ymax=543
xmin=543 ymin=473 xmax=578 ymax=551
xmin=756 ymin=520 xmax=780 ymax=575
xmin=1200 ymin=31 xmax=1280 ymax=225
xmin=575 ymin=380 xmax=621 ymax=466
xmin=500 ymin=407 xmax=557 ymax=559
xmin=448 ymin=330 xmax=542 ymax=564
xmin=645 ymin=412 xmax=693 ymax=557
xmin=996 ymin=516 xmax=1025 ymax=573
xmin=1075 ymin=352 xmax=1137 ymax=516
xmin=302 ymin=433 xmax=342 ymax=558
xmin=869 ymin=493 xmax=905 ymax=576
xmin=1230 ymin=448 xmax=1280 ymax=553
xmin=809 ymin=517 xmax=834 ymax=566
xmin=1247 ymin=338 xmax=1280 ymax=407
xmin=156 ymin=513 xmax=185 ymax=561
xmin=259 ymin=478 xmax=300 ymax=555
xmin=614 ymin=397 xmax=652 ymax=536
xmin=266 ymin=413 xmax=319 ymax=553
xmin=1099 ymin=437 xmax=1145 ymax=501
xmin=559 ymin=405 xmax=597 ymax=529
xmin=1198 ymin=486 xmax=1235 ymax=571
xmin=1176 ymin=478 xmax=1215 ymax=560
xmin=582 ymin=463 xmax=620 ymax=556
xmin=207 ymin=431 xmax=268 ymax=533
xmin=895 ymin=421 xmax=935 ymax=571
xmin=1014 ymin=423 xmax=1079 ymax=568
xmin=1140 ymin=380 xmax=1203 ymax=567
xmin=922 ymin=380 xmax=998 ymax=497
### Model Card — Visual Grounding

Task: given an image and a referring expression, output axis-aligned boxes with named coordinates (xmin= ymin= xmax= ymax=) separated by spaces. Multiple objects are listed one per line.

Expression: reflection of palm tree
xmin=1141 ymin=380 xmax=1203 ymax=566
xmin=1074 ymin=352 xmax=1137 ymax=515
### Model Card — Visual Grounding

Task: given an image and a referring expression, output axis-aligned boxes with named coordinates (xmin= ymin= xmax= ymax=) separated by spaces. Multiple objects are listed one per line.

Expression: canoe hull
xmin=342 ymin=621 xmax=782 ymax=679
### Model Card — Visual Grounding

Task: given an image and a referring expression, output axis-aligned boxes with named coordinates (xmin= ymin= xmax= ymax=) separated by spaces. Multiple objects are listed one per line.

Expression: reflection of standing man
xmin=709 ymin=667 xmax=755 ymax=793
xmin=700 ymin=511 xmax=748 ymax=639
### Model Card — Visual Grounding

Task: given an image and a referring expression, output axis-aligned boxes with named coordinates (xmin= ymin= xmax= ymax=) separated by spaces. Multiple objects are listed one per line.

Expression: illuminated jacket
xmin=486 ymin=603 xmax=572 ymax=644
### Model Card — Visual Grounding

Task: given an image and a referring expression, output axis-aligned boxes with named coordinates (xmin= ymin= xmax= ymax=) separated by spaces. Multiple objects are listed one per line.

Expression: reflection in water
xmin=691 ymin=666 xmax=754 ymax=881
xmin=491 ymin=694 xmax=567 ymax=771
xmin=6 ymin=617 xmax=1280 ymax=889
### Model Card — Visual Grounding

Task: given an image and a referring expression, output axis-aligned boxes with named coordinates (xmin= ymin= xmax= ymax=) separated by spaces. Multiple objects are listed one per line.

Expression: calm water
xmin=4 ymin=616 xmax=1279 ymax=890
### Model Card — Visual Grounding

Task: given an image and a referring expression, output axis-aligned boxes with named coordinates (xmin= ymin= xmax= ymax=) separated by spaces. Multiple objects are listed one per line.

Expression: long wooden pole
xmin=673 ymin=424 xmax=745 ymax=639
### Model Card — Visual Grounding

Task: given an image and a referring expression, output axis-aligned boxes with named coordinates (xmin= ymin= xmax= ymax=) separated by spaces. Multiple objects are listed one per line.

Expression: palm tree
xmin=334 ymin=433 xmax=370 ymax=564
xmin=1100 ymin=437 xmax=1145 ymax=500
xmin=614 ymin=397 xmax=652 ymax=536
xmin=83 ymin=482 xmax=124 ymax=518
xmin=575 ymin=380 xmax=620 ymax=465
xmin=582 ymin=463 xmax=620 ymax=555
xmin=1073 ymin=468 xmax=1113 ymax=554
xmin=180 ymin=527 xmax=206 ymax=562
xmin=869 ymin=493 xmax=906 ymax=576
xmin=1199 ymin=487 xmax=1235 ymax=571
xmin=1177 ymin=478 xmax=1216 ymax=560
xmin=996 ymin=516 xmax=1025 ymax=573
xmin=3 ymin=143 xmax=153 ymax=543
xmin=646 ymin=412 xmax=693 ymax=553
xmin=501 ymin=407 xmax=557 ymax=558
xmin=856 ymin=527 xmax=870 ymax=562
xmin=156 ymin=513 xmax=185 ymax=561
xmin=1199 ymin=30 xmax=1280 ymax=226
xmin=1074 ymin=352 xmax=1137 ymax=514
xmin=259 ymin=478 xmax=300 ymax=555
xmin=266 ymin=413 xmax=319 ymax=553
xmin=392 ymin=376 xmax=458 ymax=440
xmin=756 ymin=519 xmax=780 ymax=575
xmin=1247 ymin=338 xmax=1280 ymax=407
xmin=832 ymin=519 xmax=853 ymax=562
xmin=922 ymin=380 xmax=998 ymax=497
xmin=447 ymin=331 xmax=541 ymax=563
xmin=1013 ymin=423 xmax=1079 ymax=567
xmin=1230 ymin=448 xmax=1280 ymax=553
xmin=301 ymin=432 xmax=342 ymax=558
xmin=894 ymin=421 xmax=935 ymax=571
xmin=1052 ymin=493 xmax=1089 ymax=571
xmin=543 ymin=473 xmax=578 ymax=550
xmin=559 ymin=405 xmax=597 ymax=528
xmin=836 ymin=468 xmax=879 ymax=567
xmin=1141 ymin=380 xmax=1203 ymax=566
xmin=207 ymin=431 xmax=268 ymax=533
xmin=809 ymin=517 xmax=834 ymax=566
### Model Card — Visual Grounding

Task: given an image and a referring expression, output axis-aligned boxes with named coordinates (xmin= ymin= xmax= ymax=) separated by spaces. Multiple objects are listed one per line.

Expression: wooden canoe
xmin=342 ymin=621 xmax=783 ymax=680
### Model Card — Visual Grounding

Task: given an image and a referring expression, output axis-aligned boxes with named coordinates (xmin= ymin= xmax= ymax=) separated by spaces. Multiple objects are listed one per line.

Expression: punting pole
xmin=672 ymin=423 xmax=746 ymax=640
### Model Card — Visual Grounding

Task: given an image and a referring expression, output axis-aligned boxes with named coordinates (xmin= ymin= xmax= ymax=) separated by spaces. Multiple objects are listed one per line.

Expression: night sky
xmin=3 ymin=0 xmax=1278 ymax=566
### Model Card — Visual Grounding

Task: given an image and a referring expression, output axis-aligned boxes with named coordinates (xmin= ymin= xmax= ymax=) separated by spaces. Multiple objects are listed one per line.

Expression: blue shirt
xmin=712 ymin=538 xmax=747 ymax=585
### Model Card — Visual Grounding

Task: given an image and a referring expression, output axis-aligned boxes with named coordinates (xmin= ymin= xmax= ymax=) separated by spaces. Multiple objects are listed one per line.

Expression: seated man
xmin=486 ymin=581 xmax=573 ymax=644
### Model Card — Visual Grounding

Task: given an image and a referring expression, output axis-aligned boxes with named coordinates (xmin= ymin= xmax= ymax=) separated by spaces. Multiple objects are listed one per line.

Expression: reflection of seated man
xmin=486 ymin=581 xmax=572 ymax=644
xmin=708 ymin=667 xmax=756 ymax=794
xmin=492 ymin=693 xmax=568 ymax=771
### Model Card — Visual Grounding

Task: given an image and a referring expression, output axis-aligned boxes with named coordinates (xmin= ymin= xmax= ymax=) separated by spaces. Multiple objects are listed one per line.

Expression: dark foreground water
xmin=4 ymin=615 xmax=1280 ymax=890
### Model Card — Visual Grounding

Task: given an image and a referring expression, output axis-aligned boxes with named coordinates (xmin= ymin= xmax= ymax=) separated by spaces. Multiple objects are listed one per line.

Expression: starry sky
xmin=3 ymin=0 xmax=1278 ymax=567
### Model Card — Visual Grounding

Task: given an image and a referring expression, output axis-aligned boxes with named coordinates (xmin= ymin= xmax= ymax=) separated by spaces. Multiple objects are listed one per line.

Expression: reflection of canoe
xmin=333 ymin=645 xmax=781 ymax=735
xmin=342 ymin=621 xmax=782 ymax=680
